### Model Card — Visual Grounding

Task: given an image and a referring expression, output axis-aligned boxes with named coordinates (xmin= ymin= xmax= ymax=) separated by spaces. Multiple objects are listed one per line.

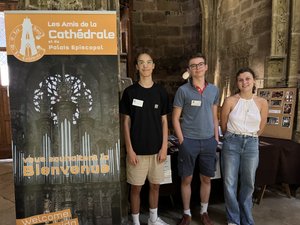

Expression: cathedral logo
xmin=9 ymin=17 xmax=45 ymax=62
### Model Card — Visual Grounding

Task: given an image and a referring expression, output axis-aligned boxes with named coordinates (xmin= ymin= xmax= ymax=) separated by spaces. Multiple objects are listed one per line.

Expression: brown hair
xmin=134 ymin=47 xmax=154 ymax=65
xmin=133 ymin=47 xmax=154 ymax=81
xmin=236 ymin=67 xmax=256 ymax=93
xmin=187 ymin=52 xmax=206 ymax=67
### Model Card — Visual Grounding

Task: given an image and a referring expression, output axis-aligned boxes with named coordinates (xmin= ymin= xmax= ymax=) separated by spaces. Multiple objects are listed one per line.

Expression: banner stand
xmin=5 ymin=10 xmax=127 ymax=225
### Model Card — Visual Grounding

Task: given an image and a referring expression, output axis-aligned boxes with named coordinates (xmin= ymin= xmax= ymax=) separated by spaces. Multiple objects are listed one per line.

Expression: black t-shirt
xmin=119 ymin=82 xmax=171 ymax=155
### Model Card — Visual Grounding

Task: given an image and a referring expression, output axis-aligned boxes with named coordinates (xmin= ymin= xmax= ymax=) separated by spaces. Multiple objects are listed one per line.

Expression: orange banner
xmin=51 ymin=218 xmax=79 ymax=225
xmin=5 ymin=11 xmax=117 ymax=62
xmin=16 ymin=209 xmax=72 ymax=225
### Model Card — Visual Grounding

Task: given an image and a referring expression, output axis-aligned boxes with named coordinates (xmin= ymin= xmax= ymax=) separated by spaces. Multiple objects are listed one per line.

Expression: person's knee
xmin=181 ymin=176 xmax=193 ymax=186
xmin=149 ymin=183 xmax=160 ymax=192
xmin=200 ymin=175 xmax=211 ymax=185
xmin=131 ymin=185 xmax=142 ymax=195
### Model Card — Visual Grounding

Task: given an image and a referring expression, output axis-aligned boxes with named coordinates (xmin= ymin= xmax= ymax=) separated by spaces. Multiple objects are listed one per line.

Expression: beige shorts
xmin=126 ymin=154 xmax=164 ymax=185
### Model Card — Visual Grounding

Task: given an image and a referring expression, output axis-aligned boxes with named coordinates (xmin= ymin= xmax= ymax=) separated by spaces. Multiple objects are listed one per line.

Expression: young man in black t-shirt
xmin=119 ymin=50 xmax=171 ymax=225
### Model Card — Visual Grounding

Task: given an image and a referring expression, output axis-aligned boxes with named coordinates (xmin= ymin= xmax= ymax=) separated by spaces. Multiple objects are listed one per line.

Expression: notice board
xmin=257 ymin=87 xmax=297 ymax=140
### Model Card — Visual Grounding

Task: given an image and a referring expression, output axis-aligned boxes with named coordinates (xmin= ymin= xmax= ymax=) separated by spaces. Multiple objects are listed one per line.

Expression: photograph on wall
xmin=282 ymin=117 xmax=291 ymax=128
xmin=259 ymin=90 xmax=270 ymax=98
xmin=271 ymin=91 xmax=283 ymax=98
xmin=267 ymin=117 xmax=279 ymax=125
xmin=270 ymin=99 xmax=282 ymax=107
xmin=284 ymin=91 xmax=294 ymax=102
xmin=5 ymin=11 xmax=126 ymax=225
xmin=283 ymin=103 xmax=292 ymax=114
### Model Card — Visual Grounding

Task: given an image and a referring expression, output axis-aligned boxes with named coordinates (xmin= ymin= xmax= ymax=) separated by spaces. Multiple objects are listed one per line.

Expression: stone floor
xmin=1 ymin=158 xmax=300 ymax=225
xmin=0 ymin=159 xmax=16 ymax=225
xmin=139 ymin=184 xmax=300 ymax=225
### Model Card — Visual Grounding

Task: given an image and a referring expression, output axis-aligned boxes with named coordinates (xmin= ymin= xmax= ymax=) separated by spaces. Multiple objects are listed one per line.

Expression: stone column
xmin=264 ymin=0 xmax=290 ymax=87
xmin=287 ymin=0 xmax=300 ymax=142
xmin=201 ymin=0 xmax=219 ymax=84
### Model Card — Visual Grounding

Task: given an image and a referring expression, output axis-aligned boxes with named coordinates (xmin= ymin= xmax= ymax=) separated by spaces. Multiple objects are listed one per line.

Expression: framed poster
xmin=257 ymin=87 xmax=297 ymax=140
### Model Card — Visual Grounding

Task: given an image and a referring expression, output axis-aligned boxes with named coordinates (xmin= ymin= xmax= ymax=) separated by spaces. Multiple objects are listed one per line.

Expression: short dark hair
xmin=187 ymin=52 xmax=206 ymax=66
xmin=134 ymin=47 xmax=154 ymax=65
xmin=236 ymin=67 xmax=256 ymax=93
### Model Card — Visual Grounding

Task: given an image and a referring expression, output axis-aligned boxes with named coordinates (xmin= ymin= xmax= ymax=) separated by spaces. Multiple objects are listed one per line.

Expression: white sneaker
xmin=148 ymin=217 xmax=169 ymax=225
xmin=228 ymin=223 xmax=237 ymax=225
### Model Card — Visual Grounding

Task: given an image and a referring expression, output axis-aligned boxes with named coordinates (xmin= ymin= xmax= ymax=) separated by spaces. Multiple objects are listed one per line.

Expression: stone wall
xmin=217 ymin=0 xmax=272 ymax=102
xmin=14 ymin=0 xmax=300 ymax=141
xmin=18 ymin=0 xmax=115 ymax=10
xmin=131 ymin=0 xmax=202 ymax=82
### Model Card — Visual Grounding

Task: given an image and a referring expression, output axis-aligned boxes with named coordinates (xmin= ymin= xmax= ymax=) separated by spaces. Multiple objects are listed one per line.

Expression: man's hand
xmin=157 ymin=149 xmax=167 ymax=163
xmin=127 ymin=150 xmax=138 ymax=166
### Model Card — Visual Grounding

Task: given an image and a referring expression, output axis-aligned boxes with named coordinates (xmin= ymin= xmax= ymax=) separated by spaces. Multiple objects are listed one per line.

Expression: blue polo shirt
xmin=173 ymin=81 xmax=219 ymax=139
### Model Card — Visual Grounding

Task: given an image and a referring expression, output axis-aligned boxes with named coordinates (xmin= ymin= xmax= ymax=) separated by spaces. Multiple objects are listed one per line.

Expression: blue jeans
xmin=221 ymin=132 xmax=259 ymax=225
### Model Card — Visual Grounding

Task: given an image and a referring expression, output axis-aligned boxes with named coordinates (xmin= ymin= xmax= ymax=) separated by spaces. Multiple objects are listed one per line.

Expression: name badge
xmin=132 ymin=99 xmax=144 ymax=107
xmin=191 ymin=100 xmax=201 ymax=106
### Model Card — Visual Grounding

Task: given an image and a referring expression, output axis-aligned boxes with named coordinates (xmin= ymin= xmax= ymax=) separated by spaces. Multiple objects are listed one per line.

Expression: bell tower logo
xmin=9 ymin=17 xmax=45 ymax=62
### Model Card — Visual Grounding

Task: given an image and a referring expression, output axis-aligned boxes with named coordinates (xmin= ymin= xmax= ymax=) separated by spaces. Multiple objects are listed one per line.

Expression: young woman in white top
xmin=220 ymin=67 xmax=268 ymax=225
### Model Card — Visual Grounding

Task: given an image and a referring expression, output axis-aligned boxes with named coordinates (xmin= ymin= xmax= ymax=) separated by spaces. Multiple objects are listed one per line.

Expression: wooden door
xmin=0 ymin=84 xmax=11 ymax=159
xmin=0 ymin=0 xmax=17 ymax=159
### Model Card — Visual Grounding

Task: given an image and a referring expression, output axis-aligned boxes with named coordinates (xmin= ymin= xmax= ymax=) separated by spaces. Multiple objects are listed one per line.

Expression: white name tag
xmin=191 ymin=100 xmax=201 ymax=106
xmin=132 ymin=99 xmax=144 ymax=107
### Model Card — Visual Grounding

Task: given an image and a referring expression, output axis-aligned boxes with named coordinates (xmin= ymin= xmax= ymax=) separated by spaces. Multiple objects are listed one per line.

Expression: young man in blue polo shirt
xmin=172 ymin=53 xmax=219 ymax=225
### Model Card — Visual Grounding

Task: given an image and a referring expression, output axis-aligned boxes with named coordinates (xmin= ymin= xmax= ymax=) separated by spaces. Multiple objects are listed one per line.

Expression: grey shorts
xmin=178 ymin=137 xmax=218 ymax=177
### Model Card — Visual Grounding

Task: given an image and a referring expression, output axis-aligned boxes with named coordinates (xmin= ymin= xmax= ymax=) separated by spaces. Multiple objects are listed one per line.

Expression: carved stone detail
xmin=264 ymin=56 xmax=287 ymax=87
xmin=271 ymin=0 xmax=289 ymax=56
xmin=18 ymin=0 xmax=115 ymax=10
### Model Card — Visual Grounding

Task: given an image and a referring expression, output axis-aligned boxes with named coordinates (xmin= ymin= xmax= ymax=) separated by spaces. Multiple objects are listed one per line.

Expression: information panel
xmin=258 ymin=87 xmax=297 ymax=140
xmin=5 ymin=11 xmax=126 ymax=225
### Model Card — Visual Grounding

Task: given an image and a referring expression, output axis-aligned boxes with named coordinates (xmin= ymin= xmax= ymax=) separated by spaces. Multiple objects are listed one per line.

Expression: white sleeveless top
xmin=227 ymin=97 xmax=261 ymax=136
